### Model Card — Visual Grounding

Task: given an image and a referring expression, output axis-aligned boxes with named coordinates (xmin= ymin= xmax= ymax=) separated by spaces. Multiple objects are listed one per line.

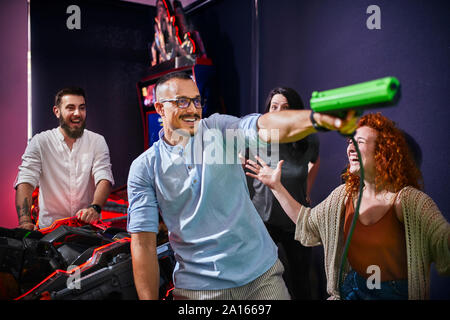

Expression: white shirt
xmin=15 ymin=128 xmax=114 ymax=228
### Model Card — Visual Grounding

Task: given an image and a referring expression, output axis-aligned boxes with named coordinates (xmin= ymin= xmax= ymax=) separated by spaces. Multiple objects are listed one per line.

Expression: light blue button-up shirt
xmin=127 ymin=113 xmax=278 ymax=290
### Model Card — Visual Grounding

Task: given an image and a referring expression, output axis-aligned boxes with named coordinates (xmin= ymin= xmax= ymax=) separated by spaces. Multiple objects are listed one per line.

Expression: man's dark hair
xmin=155 ymin=71 xmax=193 ymax=94
xmin=55 ymin=87 xmax=86 ymax=107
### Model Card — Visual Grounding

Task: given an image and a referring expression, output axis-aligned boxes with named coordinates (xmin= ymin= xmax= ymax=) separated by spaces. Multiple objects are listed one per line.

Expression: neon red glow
xmin=38 ymin=216 xmax=113 ymax=235
xmin=187 ymin=32 xmax=196 ymax=53
xmin=164 ymin=287 xmax=174 ymax=300
xmin=175 ymin=25 xmax=182 ymax=45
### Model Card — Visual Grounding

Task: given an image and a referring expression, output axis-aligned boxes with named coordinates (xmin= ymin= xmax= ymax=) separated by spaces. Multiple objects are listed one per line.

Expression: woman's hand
xmin=244 ymin=155 xmax=284 ymax=190
xmin=242 ymin=154 xmax=302 ymax=223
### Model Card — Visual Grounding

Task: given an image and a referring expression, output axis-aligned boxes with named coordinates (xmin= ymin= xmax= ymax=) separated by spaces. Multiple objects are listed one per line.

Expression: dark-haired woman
xmin=249 ymin=87 xmax=320 ymax=299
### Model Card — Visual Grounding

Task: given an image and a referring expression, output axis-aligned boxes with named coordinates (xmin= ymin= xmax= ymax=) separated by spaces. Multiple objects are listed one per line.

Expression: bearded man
xmin=14 ymin=87 xmax=114 ymax=230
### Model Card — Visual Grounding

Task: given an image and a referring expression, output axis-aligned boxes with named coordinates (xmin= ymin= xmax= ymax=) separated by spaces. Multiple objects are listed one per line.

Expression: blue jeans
xmin=341 ymin=270 xmax=408 ymax=300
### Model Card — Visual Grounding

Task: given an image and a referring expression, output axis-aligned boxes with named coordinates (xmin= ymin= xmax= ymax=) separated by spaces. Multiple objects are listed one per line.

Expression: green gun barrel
xmin=310 ymin=76 xmax=400 ymax=118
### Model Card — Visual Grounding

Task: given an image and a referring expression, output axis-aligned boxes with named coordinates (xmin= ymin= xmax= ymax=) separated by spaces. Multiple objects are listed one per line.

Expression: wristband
xmin=310 ymin=111 xmax=331 ymax=132
xmin=88 ymin=204 xmax=102 ymax=214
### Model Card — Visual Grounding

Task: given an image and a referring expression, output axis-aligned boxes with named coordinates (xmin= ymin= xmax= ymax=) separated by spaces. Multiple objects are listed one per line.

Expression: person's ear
xmin=53 ymin=105 xmax=60 ymax=118
xmin=154 ymin=102 xmax=165 ymax=117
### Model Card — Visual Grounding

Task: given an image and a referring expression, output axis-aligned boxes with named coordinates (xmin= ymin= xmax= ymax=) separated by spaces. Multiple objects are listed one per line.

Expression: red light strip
xmin=38 ymin=216 xmax=81 ymax=234
xmin=38 ymin=216 xmax=110 ymax=235
xmin=187 ymin=32 xmax=196 ymax=53
xmin=175 ymin=25 xmax=182 ymax=45
xmin=164 ymin=286 xmax=174 ymax=299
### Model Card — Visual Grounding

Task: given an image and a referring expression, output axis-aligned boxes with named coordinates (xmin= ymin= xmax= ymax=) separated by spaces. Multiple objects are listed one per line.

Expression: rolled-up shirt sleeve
xmin=14 ymin=135 xmax=42 ymax=189
xmin=92 ymin=136 xmax=115 ymax=186
xmin=238 ymin=113 xmax=271 ymax=163
xmin=205 ymin=113 xmax=270 ymax=163
xmin=238 ymin=113 xmax=268 ymax=149
xmin=127 ymin=157 xmax=159 ymax=234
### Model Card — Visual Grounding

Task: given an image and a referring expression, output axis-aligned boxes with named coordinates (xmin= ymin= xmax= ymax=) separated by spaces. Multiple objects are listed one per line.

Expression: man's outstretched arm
xmin=257 ymin=109 xmax=357 ymax=143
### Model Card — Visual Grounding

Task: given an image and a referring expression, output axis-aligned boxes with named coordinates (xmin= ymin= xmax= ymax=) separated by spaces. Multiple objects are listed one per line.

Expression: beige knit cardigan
xmin=294 ymin=184 xmax=450 ymax=300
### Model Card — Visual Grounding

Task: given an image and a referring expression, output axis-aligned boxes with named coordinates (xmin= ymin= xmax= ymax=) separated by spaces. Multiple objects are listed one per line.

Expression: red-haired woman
xmin=245 ymin=113 xmax=450 ymax=300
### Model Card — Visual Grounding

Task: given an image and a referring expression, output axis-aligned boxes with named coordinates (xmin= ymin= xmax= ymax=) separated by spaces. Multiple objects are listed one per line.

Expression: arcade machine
xmin=0 ymin=0 xmax=214 ymax=300
xmin=138 ymin=0 xmax=215 ymax=150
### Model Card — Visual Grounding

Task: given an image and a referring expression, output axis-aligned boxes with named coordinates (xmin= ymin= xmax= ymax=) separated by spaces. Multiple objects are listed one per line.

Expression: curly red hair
xmin=342 ymin=113 xmax=423 ymax=195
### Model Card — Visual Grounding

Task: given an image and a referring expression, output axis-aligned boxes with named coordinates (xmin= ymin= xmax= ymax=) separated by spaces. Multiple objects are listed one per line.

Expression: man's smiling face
xmin=155 ymin=77 xmax=202 ymax=144
xmin=54 ymin=94 xmax=87 ymax=139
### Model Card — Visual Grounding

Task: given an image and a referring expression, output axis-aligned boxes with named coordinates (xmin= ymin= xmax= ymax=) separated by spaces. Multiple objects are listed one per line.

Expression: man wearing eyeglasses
xmin=127 ymin=71 xmax=358 ymax=300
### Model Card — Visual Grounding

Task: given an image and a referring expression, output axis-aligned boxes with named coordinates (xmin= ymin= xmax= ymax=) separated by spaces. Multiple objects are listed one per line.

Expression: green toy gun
xmin=310 ymin=76 xmax=400 ymax=118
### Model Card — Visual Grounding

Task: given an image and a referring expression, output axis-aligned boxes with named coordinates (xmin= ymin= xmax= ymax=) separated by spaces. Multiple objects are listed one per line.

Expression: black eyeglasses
xmin=159 ymin=97 xmax=203 ymax=109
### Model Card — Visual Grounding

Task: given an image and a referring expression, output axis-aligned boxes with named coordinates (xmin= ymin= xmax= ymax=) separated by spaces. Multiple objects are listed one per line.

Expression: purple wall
xmin=0 ymin=0 xmax=28 ymax=229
